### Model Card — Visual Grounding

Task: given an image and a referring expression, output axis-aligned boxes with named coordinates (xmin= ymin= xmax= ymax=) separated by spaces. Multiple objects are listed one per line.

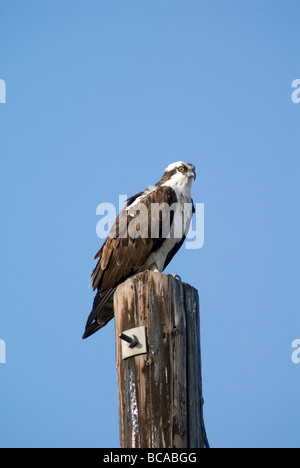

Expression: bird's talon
xmin=170 ymin=274 xmax=182 ymax=281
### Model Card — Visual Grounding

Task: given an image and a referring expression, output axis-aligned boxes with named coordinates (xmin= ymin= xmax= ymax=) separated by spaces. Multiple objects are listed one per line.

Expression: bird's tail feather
xmin=82 ymin=287 xmax=116 ymax=339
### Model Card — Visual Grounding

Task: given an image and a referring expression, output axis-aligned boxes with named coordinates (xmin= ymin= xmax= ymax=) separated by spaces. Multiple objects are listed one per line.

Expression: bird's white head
xmin=165 ymin=161 xmax=196 ymax=180
xmin=158 ymin=161 xmax=196 ymax=196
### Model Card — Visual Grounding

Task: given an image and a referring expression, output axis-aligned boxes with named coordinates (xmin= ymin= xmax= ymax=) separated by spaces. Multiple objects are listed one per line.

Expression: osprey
xmin=82 ymin=161 xmax=196 ymax=339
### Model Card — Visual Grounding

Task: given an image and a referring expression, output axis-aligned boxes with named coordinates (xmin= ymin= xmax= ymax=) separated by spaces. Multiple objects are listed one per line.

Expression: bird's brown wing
xmin=83 ymin=185 xmax=178 ymax=338
xmin=91 ymin=185 xmax=178 ymax=291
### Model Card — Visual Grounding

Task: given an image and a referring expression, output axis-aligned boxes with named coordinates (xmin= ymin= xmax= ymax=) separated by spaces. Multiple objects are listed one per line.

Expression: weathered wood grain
xmin=114 ymin=270 xmax=208 ymax=448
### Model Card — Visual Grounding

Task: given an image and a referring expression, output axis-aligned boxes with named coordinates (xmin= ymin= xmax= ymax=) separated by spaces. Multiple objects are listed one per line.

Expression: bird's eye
xmin=178 ymin=166 xmax=185 ymax=172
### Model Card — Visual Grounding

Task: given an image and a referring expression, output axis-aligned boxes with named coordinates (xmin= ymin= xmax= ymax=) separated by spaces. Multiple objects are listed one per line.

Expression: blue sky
xmin=0 ymin=0 xmax=299 ymax=448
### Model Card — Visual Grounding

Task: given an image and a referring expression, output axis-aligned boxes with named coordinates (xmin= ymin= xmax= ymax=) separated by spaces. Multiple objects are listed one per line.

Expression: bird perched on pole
xmin=82 ymin=161 xmax=196 ymax=339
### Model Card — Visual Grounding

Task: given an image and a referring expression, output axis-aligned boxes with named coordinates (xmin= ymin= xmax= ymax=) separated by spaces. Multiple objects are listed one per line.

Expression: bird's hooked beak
xmin=189 ymin=166 xmax=196 ymax=180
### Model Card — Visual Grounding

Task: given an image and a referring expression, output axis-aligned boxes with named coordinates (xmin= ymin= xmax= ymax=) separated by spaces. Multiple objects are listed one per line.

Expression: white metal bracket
xmin=119 ymin=326 xmax=148 ymax=360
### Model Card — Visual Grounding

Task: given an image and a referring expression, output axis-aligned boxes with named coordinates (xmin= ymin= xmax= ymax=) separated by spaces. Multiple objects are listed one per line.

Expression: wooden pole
xmin=114 ymin=270 xmax=209 ymax=449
